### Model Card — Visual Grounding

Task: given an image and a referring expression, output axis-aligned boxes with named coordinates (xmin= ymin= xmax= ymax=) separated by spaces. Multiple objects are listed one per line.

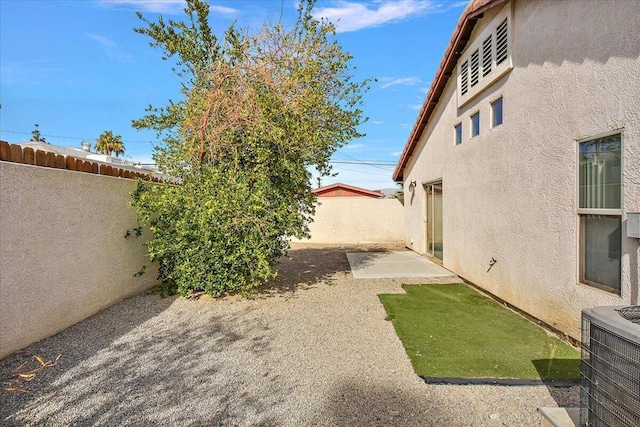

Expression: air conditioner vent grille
xmin=616 ymin=306 xmax=640 ymax=324
xmin=580 ymin=309 xmax=640 ymax=426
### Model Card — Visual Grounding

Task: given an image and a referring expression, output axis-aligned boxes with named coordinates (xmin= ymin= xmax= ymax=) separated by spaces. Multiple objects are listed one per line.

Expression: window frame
xmin=491 ymin=97 xmax=503 ymax=128
xmin=576 ymin=130 xmax=624 ymax=294
xmin=454 ymin=123 xmax=463 ymax=145
xmin=470 ymin=112 xmax=480 ymax=138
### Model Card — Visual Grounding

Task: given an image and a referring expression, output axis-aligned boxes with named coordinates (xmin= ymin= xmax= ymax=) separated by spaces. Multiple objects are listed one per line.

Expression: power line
xmin=330 ymin=165 xmax=392 ymax=177
xmin=332 ymin=159 xmax=396 ymax=165
xmin=0 ymin=129 xmax=153 ymax=144
xmin=336 ymin=150 xmax=397 ymax=171
xmin=331 ymin=160 xmax=395 ymax=169
xmin=1 ymin=129 xmax=398 ymax=169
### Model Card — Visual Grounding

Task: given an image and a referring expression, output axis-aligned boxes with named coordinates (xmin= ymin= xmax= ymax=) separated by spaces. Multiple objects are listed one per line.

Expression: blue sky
xmin=0 ymin=0 xmax=467 ymax=189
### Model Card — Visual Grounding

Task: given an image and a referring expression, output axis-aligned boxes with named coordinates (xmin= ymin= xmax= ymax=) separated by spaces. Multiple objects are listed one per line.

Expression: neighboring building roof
xmin=18 ymin=141 xmax=92 ymax=159
xmin=393 ymin=0 xmax=505 ymax=181
xmin=312 ymin=183 xmax=385 ymax=198
xmin=16 ymin=140 xmax=155 ymax=173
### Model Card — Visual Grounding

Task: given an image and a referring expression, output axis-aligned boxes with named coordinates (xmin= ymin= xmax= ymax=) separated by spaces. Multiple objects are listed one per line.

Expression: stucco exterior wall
xmin=401 ymin=0 xmax=640 ymax=339
xmin=293 ymin=197 xmax=404 ymax=244
xmin=0 ymin=162 xmax=158 ymax=358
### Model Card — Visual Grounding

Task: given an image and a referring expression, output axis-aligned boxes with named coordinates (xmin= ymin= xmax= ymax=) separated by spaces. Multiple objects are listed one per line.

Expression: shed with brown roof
xmin=312 ymin=183 xmax=384 ymax=198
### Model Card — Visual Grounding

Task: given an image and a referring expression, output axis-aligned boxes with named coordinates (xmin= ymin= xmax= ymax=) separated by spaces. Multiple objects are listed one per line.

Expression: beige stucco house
xmin=393 ymin=0 xmax=640 ymax=339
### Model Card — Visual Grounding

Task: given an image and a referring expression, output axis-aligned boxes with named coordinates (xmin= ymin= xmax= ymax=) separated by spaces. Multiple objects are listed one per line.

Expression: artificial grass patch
xmin=378 ymin=283 xmax=580 ymax=382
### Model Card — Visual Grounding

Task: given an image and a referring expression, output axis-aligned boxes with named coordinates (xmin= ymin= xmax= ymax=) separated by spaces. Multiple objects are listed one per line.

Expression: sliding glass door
xmin=425 ymin=182 xmax=443 ymax=261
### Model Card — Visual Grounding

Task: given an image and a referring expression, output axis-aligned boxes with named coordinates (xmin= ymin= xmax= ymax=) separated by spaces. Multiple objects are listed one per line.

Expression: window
xmin=491 ymin=97 xmax=503 ymax=127
xmin=457 ymin=6 xmax=511 ymax=105
xmin=454 ymin=123 xmax=462 ymax=145
xmin=470 ymin=112 xmax=480 ymax=137
xmin=578 ymin=133 xmax=622 ymax=293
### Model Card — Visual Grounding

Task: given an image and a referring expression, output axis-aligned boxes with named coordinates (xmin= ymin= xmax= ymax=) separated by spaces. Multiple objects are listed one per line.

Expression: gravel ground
xmin=1 ymin=244 xmax=579 ymax=426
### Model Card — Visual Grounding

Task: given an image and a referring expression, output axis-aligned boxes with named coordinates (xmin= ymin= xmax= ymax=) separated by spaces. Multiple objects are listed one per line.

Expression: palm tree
xmin=110 ymin=136 xmax=125 ymax=157
xmin=95 ymin=131 xmax=125 ymax=157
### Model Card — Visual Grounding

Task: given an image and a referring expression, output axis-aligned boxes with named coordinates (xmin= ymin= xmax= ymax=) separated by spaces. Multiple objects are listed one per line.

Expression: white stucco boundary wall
xmin=293 ymin=197 xmax=404 ymax=244
xmin=0 ymin=162 xmax=158 ymax=359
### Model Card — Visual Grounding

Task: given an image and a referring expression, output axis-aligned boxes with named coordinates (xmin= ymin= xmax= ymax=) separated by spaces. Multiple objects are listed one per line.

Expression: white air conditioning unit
xmin=580 ymin=306 xmax=640 ymax=426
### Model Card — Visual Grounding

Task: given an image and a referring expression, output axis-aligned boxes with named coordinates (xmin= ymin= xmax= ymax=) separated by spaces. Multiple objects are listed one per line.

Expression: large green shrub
xmin=131 ymin=0 xmax=368 ymax=296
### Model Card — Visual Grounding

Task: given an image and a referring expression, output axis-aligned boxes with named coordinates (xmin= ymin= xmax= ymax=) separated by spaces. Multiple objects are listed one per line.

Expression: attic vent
xmin=482 ymin=35 xmax=492 ymax=77
xmin=470 ymin=49 xmax=480 ymax=87
xmin=456 ymin=6 xmax=511 ymax=105
xmin=460 ymin=60 xmax=469 ymax=95
xmin=496 ymin=18 xmax=508 ymax=65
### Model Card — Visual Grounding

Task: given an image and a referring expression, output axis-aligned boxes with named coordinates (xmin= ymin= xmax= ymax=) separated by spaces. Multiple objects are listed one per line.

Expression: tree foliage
xmin=131 ymin=0 xmax=369 ymax=297
xmin=96 ymin=130 xmax=125 ymax=157
xmin=31 ymin=124 xmax=47 ymax=143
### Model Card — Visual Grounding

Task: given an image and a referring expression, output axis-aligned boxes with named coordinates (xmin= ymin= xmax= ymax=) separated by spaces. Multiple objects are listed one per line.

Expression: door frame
xmin=423 ymin=180 xmax=443 ymax=264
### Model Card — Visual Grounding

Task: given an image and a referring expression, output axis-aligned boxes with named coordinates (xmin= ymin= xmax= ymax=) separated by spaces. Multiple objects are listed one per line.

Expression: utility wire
xmin=0 ymin=129 xmax=153 ymax=144
xmin=335 ymin=150 xmax=397 ymax=171
xmin=329 ymin=160 xmax=395 ymax=171
xmin=331 ymin=165 xmax=392 ymax=177
xmin=1 ymin=129 xmax=398 ymax=169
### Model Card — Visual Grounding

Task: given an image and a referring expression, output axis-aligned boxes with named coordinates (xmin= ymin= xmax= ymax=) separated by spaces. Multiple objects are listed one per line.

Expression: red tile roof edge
xmin=312 ymin=182 xmax=385 ymax=198
xmin=392 ymin=0 xmax=506 ymax=182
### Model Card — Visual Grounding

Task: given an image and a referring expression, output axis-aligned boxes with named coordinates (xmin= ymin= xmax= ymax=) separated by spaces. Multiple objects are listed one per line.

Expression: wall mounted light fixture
xmin=408 ymin=180 xmax=417 ymax=192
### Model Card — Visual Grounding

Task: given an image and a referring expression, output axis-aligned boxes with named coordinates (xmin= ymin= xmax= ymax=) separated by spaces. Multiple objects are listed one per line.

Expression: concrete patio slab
xmin=346 ymin=251 xmax=458 ymax=279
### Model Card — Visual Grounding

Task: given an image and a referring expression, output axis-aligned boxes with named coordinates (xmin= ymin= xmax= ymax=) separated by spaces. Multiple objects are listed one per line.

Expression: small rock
xmin=489 ymin=413 xmax=500 ymax=420
xmin=389 ymin=410 xmax=400 ymax=417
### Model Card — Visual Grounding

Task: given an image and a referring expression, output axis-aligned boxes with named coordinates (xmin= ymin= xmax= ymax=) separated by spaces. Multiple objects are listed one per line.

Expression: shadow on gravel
xmin=1 ymin=243 xmax=405 ymax=425
xmin=321 ymin=378 xmax=457 ymax=426
xmin=0 ymin=295 xmax=284 ymax=426
xmin=255 ymin=244 xmax=398 ymax=298
xmin=532 ymin=358 xmax=581 ymax=407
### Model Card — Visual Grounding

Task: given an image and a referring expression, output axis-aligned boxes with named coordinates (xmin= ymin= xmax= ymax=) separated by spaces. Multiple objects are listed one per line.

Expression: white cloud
xmin=344 ymin=143 xmax=366 ymax=150
xmin=100 ymin=0 xmax=240 ymax=16
xmin=209 ymin=5 xmax=241 ymax=17
xmin=443 ymin=1 xmax=469 ymax=8
xmin=86 ymin=33 xmax=116 ymax=48
xmin=86 ymin=33 xmax=133 ymax=63
xmin=379 ymin=76 xmax=421 ymax=89
xmin=0 ymin=60 xmax=62 ymax=85
xmin=99 ymin=0 xmax=185 ymax=14
xmin=408 ymin=103 xmax=423 ymax=110
xmin=314 ymin=0 xmax=435 ymax=33
xmin=371 ymin=121 xmax=384 ymax=125
xmin=391 ymin=151 xmax=403 ymax=157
